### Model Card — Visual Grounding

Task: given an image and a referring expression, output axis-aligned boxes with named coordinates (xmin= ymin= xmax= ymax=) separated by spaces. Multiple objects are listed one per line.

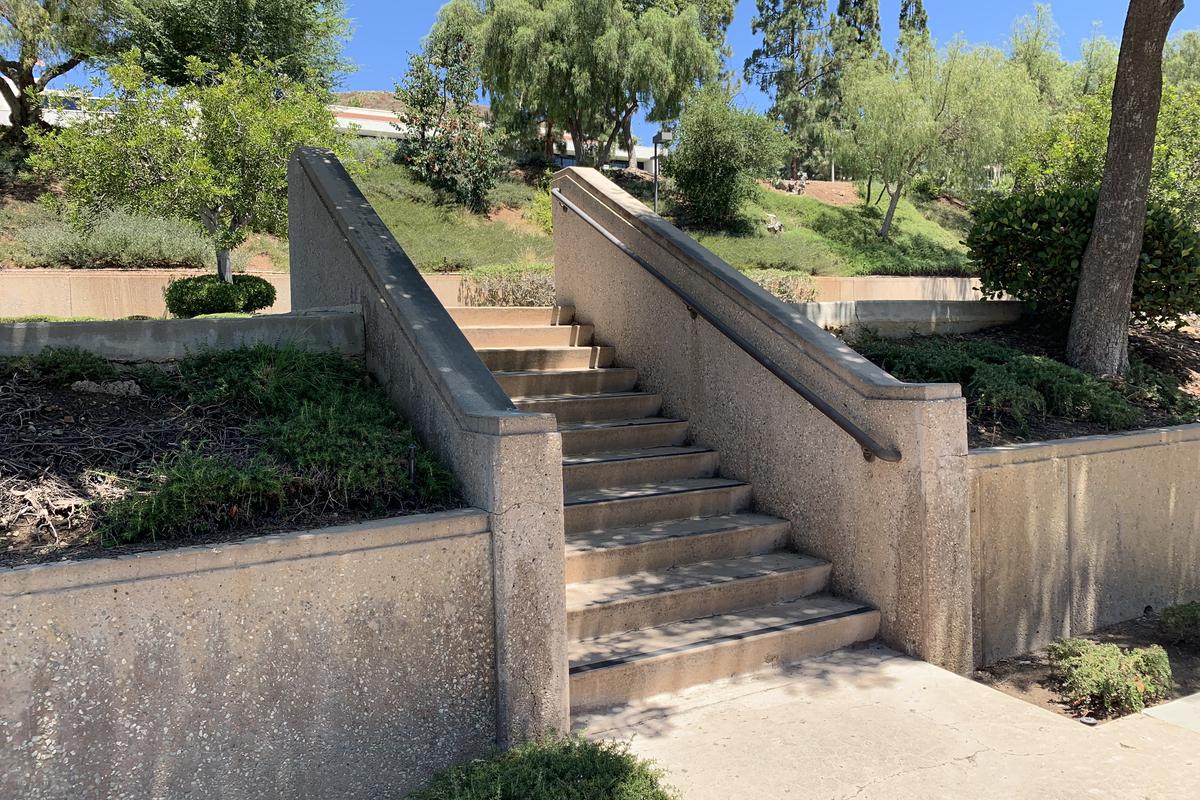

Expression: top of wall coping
xmin=293 ymin=147 xmax=555 ymax=438
xmin=553 ymin=168 xmax=961 ymax=403
xmin=968 ymin=422 xmax=1200 ymax=467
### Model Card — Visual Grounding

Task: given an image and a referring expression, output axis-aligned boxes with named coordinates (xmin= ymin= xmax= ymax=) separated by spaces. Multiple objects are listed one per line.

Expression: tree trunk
xmin=625 ymin=116 xmax=636 ymax=170
xmin=216 ymin=250 xmax=234 ymax=284
xmin=1066 ymin=0 xmax=1184 ymax=377
xmin=866 ymin=175 xmax=874 ymax=207
xmin=544 ymin=117 xmax=555 ymax=157
xmin=879 ymin=183 xmax=903 ymax=241
xmin=1 ymin=66 xmax=42 ymax=150
xmin=569 ymin=123 xmax=587 ymax=166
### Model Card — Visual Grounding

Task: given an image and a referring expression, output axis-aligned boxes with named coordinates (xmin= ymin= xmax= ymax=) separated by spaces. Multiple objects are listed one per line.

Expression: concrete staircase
xmin=449 ymin=304 xmax=881 ymax=712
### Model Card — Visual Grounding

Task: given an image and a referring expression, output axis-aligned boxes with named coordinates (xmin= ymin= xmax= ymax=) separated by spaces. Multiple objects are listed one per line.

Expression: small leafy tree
xmin=395 ymin=3 xmax=503 ymax=213
xmin=664 ymin=87 xmax=787 ymax=228
xmin=29 ymin=52 xmax=341 ymax=282
xmin=840 ymin=37 xmax=1040 ymax=241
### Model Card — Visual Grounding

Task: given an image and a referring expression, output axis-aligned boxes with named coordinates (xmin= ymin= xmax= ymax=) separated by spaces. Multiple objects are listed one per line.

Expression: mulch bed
xmin=957 ymin=320 xmax=1200 ymax=447
xmin=974 ymin=612 xmax=1200 ymax=724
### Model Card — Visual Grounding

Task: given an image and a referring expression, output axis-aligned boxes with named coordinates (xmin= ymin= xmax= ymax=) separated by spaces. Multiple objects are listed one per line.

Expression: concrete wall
xmin=0 ymin=269 xmax=291 ymax=319
xmin=0 ymin=511 xmax=498 ymax=800
xmin=0 ymin=308 xmax=363 ymax=361
xmin=553 ymin=168 xmax=974 ymax=672
xmin=289 ymin=148 xmax=568 ymax=743
xmin=809 ymin=276 xmax=984 ymax=302
xmin=970 ymin=425 xmax=1200 ymax=664
xmin=797 ymin=300 xmax=1023 ymax=337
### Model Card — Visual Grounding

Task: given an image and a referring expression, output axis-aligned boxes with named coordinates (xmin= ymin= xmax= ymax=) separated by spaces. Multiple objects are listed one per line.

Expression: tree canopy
xmin=124 ymin=0 xmax=350 ymax=90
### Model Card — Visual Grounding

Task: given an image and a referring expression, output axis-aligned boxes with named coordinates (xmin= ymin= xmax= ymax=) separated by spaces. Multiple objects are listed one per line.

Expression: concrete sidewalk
xmin=576 ymin=645 xmax=1200 ymax=800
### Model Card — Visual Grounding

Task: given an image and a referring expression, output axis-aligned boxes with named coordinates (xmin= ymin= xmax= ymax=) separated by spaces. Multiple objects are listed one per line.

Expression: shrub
xmin=461 ymin=263 xmax=555 ymax=307
xmin=665 ymin=87 xmax=788 ymax=229
xmin=968 ymin=187 xmax=1200 ymax=328
xmin=15 ymin=212 xmax=213 ymax=269
xmin=745 ymin=269 xmax=818 ymax=303
xmin=98 ymin=453 xmax=287 ymax=545
xmin=1047 ymin=638 xmax=1173 ymax=715
xmin=1161 ymin=602 xmax=1200 ymax=647
xmin=407 ymin=735 xmax=679 ymax=800
xmin=527 ymin=189 xmax=554 ymax=234
xmin=164 ymin=275 xmax=277 ymax=318
xmin=31 ymin=347 xmax=117 ymax=386
xmin=854 ymin=336 xmax=1141 ymax=432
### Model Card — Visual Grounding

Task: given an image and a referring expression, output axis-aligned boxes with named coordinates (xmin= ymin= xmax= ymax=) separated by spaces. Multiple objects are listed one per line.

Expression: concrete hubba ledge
xmin=970 ymin=423 xmax=1200 ymax=665
xmin=0 ymin=268 xmax=291 ymax=319
xmin=288 ymin=147 xmax=568 ymax=745
xmin=0 ymin=510 xmax=497 ymax=800
xmin=552 ymin=167 xmax=974 ymax=672
xmin=0 ymin=308 xmax=365 ymax=361
xmin=796 ymin=299 xmax=1024 ymax=337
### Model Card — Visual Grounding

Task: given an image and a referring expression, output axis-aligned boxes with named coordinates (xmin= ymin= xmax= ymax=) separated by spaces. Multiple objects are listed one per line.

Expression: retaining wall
xmin=796 ymin=299 xmax=1023 ymax=337
xmin=0 ymin=511 xmax=497 ymax=800
xmin=0 ymin=269 xmax=291 ymax=319
xmin=970 ymin=425 xmax=1200 ymax=664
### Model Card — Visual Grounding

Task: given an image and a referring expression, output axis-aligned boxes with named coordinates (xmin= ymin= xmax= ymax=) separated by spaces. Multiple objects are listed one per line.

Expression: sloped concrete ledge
xmin=0 ymin=308 xmax=364 ymax=362
xmin=553 ymin=167 xmax=974 ymax=672
xmin=970 ymin=424 xmax=1200 ymax=664
xmin=0 ymin=510 xmax=498 ymax=800
xmin=289 ymin=148 xmax=568 ymax=746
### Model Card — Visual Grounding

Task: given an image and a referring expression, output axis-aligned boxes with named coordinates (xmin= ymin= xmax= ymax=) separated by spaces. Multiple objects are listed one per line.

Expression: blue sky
xmin=342 ymin=0 xmax=1199 ymax=139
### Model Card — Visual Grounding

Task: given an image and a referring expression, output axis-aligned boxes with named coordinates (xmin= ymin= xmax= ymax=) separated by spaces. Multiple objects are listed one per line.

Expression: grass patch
xmin=356 ymin=163 xmax=552 ymax=271
xmin=1047 ymin=638 xmax=1173 ymax=716
xmin=689 ymin=189 xmax=971 ymax=278
xmin=407 ymin=735 xmax=679 ymax=800
xmin=0 ymin=315 xmax=103 ymax=323
xmin=31 ymin=346 xmax=118 ymax=386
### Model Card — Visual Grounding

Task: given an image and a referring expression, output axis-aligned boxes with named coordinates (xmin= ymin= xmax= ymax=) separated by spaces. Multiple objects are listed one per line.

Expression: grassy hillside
xmin=689 ymin=188 xmax=971 ymax=277
xmin=355 ymin=163 xmax=554 ymax=271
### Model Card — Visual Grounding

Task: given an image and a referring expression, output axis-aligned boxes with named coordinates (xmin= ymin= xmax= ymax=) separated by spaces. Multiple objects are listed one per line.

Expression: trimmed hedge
xmin=164 ymin=274 xmax=277 ymax=318
xmin=968 ymin=187 xmax=1200 ymax=328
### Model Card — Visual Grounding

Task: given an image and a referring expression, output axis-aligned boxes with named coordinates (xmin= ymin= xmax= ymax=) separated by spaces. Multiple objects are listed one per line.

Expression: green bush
xmin=461 ymin=263 xmax=555 ymax=307
xmin=527 ymin=189 xmax=554 ymax=234
xmin=1047 ymin=638 xmax=1173 ymax=715
xmin=15 ymin=212 xmax=213 ymax=269
xmin=665 ymin=87 xmax=788 ymax=229
xmin=968 ymin=187 xmax=1200 ymax=328
xmin=163 ymin=274 xmax=277 ymax=318
xmin=31 ymin=347 xmax=118 ymax=386
xmin=407 ymin=735 xmax=679 ymax=800
xmin=1161 ymin=602 xmax=1200 ymax=647
xmin=854 ymin=336 xmax=1141 ymax=432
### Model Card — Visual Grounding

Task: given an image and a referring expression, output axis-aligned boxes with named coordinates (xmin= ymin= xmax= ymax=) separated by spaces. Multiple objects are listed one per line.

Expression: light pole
xmin=653 ymin=129 xmax=672 ymax=214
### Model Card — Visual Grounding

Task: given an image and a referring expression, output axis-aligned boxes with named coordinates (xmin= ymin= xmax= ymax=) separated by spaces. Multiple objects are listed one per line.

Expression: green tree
xmin=840 ymin=38 xmax=1040 ymax=240
xmin=1010 ymin=85 xmax=1200 ymax=228
xmin=1009 ymin=3 xmax=1069 ymax=108
xmin=395 ymin=2 xmax=502 ymax=212
xmin=744 ymin=0 xmax=830 ymax=178
xmin=480 ymin=0 xmax=716 ymax=168
xmin=1074 ymin=24 xmax=1120 ymax=96
xmin=825 ymin=0 xmax=884 ymax=179
xmin=898 ymin=0 xmax=928 ymax=37
xmin=0 ymin=0 xmax=131 ymax=147
xmin=126 ymin=0 xmax=350 ymax=90
xmin=1164 ymin=29 xmax=1200 ymax=87
xmin=30 ymin=53 xmax=341 ymax=282
xmin=664 ymin=87 xmax=787 ymax=227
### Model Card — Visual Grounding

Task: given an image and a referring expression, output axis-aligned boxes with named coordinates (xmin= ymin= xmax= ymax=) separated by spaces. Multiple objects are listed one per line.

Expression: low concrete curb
xmin=0 ymin=308 xmax=364 ymax=361
xmin=795 ymin=300 xmax=1024 ymax=337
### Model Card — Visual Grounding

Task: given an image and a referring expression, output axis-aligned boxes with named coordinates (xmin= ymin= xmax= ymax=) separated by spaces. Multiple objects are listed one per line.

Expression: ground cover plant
xmin=1047 ymin=638 xmax=1173 ymax=717
xmin=164 ymin=274 xmax=277 ymax=317
xmin=407 ymin=735 xmax=679 ymax=800
xmin=853 ymin=329 xmax=1200 ymax=446
xmin=0 ymin=346 xmax=457 ymax=566
xmin=1161 ymin=602 xmax=1200 ymax=647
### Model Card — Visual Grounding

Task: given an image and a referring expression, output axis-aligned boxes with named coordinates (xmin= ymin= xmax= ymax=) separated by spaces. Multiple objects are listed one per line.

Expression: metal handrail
xmin=551 ymin=188 xmax=902 ymax=464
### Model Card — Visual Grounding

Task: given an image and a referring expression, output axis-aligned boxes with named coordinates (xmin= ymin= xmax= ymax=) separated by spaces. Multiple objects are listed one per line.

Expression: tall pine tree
xmin=834 ymin=0 xmax=882 ymax=55
xmin=744 ymin=0 xmax=830 ymax=178
xmin=899 ymin=0 xmax=929 ymax=37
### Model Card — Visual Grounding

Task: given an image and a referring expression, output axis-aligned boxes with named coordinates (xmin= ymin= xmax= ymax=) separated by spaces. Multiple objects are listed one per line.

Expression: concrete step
xmin=446 ymin=306 xmax=575 ymax=326
xmin=559 ymin=418 xmax=689 ymax=456
xmin=568 ymin=596 xmax=880 ymax=712
xmin=514 ymin=392 xmax=662 ymax=424
xmin=494 ymin=368 xmax=638 ymax=398
xmin=564 ymin=478 xmax=751 ymax=535
xmin=566 ymin=552 xmax=831 ymax=640
xmin=461 ymin=324 xmax=594 ymax=348
xmin=565 ymin=512 xmax=790 ymax=582
xmin=563 ymin=446 xmax=719 ymax=493
xmin=477 ymin=346 xmax=614 ymax=372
